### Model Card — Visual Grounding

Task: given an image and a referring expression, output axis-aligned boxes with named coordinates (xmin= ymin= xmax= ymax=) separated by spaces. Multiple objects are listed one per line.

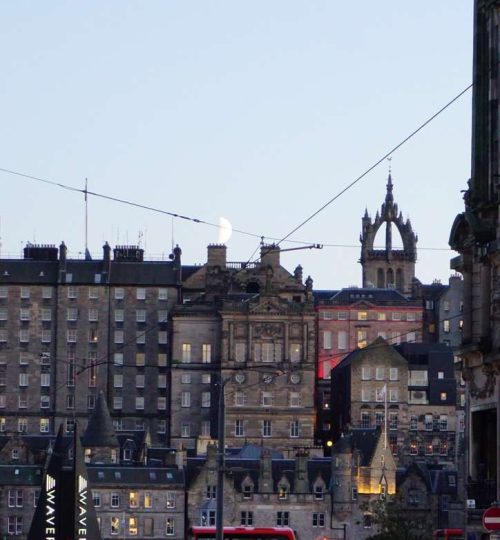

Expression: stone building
xmin=171 ymin=244 xmax=317 ymax=452
xmin=448 ymin=0 xmax=500 ymax=528
xmin=0 ymin=242 xmax=181 ymax=441
xmin=186 ymin=430 xmax=396 ymax=540
xmin=360 ymin=174 xmax=418 ymax=296
xmin=331 ymin=339 xmax=459 ymax=466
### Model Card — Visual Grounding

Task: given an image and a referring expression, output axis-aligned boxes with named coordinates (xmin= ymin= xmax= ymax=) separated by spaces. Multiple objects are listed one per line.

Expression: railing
xmin=467 ymin=480 xmax=497 ymax=508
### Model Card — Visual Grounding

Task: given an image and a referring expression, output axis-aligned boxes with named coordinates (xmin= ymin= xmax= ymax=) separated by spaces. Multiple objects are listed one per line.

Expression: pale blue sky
xmin=0 ymin=2 xmax=473 ymax=288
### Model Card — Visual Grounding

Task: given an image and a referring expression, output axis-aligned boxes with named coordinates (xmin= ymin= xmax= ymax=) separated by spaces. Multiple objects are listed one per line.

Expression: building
xmin=0 ymin=242 xmax=181 ymax=441
xmin=360 ymin=173 xmax=418 ymax=296
xmin=186 ymin=431 xmax=396 ymax=540
xmin=331 ymin=339 xmax=459 ymax=466
xmin=448 ymin=0 xmax=500 ymax=527
xmin=171 ymin=244 xmax=317 ymax=452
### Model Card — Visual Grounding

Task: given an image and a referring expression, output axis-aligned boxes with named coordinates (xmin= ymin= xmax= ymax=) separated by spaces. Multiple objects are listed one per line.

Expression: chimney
xmin=260 ymin=244 xmax=280 ymax=268
xmin=207 ymin=244 xmax=227 ymax=268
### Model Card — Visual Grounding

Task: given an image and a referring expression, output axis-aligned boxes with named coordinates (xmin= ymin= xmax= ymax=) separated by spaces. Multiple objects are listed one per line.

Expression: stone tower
xmin=360 ymin=174 xmax=417 ymax=296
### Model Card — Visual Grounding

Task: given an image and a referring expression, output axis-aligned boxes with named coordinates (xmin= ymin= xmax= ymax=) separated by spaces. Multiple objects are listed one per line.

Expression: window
xmin=166 ymin=518 xmax=175 ymax=536
xmin=181 ymin=373 xmax=191 ymax=384
xmin=114 ymin=374 xmax=123 ymax=388
xmin=115 ymin=288 xmax=124 ymax=300
xmin=338 ymin=330 xmax=347 ymax=350
xmin=407 ymin=331 xmax=416 ymax=343
xmin=206 ymin=485 xmax=217 ymax=499
xmin=241 ymin=511 xmax=253 ymax=526
xmin=262 ymin=420 xmax=272 ymax=437
xmin=201 ymin=392 xmax=211 ymax=408
xmin=407 ymin=312 xmax=416 ymax=321
xmin=18 ymin=394 xmax=28 ymax=408
xmin=235 ymin=342 xmax=246 ymax=362
xmin=235 ymin=419 xmax=245 ymax=437
xmin=158 ymin=309 xmax=168 ymax=323
xmin=254 ymin=342 xmax=282 ymax=362
xmin=202 ymin=373 xmax=211 ymax=384
xmin=201 ymin=421 xmax=210 ymax=436
xmin=323 ymin=331 xmax=332 ymax=349
xmin=201 ymin=510 xmax=216 ymax=526
xmin=389 ymin=388 xmax=398 ymax=402
xmin=19 ymin=329 xmax=29 ymax=343
xmin=20 ymin=308 xmax=30 ymax=321
xmin=0 ymin=417 xmax=5 ymax=431
xmin=234 ymin=391 xmax=246 ymax=406
xmin=375 ymin=367 xmax=384 ymax=380
xmin=158 ymin=287 xmax=168 ymax=300
xmin=136 ymin=309 xmax=146 ymax=323
xmin=129 ymin=492 xmax=139 ymax=508
xmin=135 ymin=397 xmax=144 ymax=410
xmin=157 ymin=420 xmax=166 ymax=434
xmin=361 ymin=366 xmax=371 ymax=380
xmin=443 ymin=319 xmax=450 ymax=333
xmin=67 ymin=329 xmax=77 ymax=343
xmin=114 ymin=330 xmax=124 ymax=344
xmin=88 ymin=287 xmax=98 ymax=299
xmin=42 ymin=287 xmax=52 ymax=299
xmin=136 ymin=374 xmax=145 ymax=388
xmin=40 ymin=418 xmax=50 ymax=433
xmin=136 ymin=353 xmax=145 ymax=366
xmin=87 ymin=394 xmax=96 ymax=409
xmin=289 ymin=391 xmax=301 ymax=407
xmin=111 ymin=516 xmax=120 ymax=535
xmin=290 ymin=343 xmax=301 ymax=362
xmin=375 ymin=387 xmax=385 ymax=402
xmin=357 ymin=330 xmax=367 ymax=348
xmin=8 ymin=516 xmax=23 ymax=535
xmin=261 ymin=391 xmax=273 ymax=407
xmin=40 ymin=396 xmax=50 ymax=409
xmin=202 ymin=343 xmax=212 ymax=363
xmin=93 ymin=492 xmax=101 ymax=508
xmin=378 ymin=312 xmax=386 ymax=321
xmin=136 ymin=288 xmax=146 ymax=300
xmin=41 ymin=373 xmax=51 ymax=387
xmin=277 ymin=512 xmax=289 ymax=526
xmin=389 ymin=367 xmax=398 ymax=380
xmin=361 ymin=411 xmax=370 ymax=428
xmin=410 ymin=415 xmax=418 ymax=430
xmin=181 ymin=392 xmax=191 ymax=407
xmin=0 ymin=307 xmax=6 ymax=320
xmin=88 ymin=308 xmax=98 ymax=322
xmin=0 ymin=394 xmax=5 ymax=408
xmin=157 ymin=396 xmax=166 ymax=410
xmin=66 ymin=418 xmax=75 ymax=433
xmin=290 ymin=420 xmax=299 ymax=438
xmin=128 ymin=517 xmax=138 ymax=536
xmin=182 ymin=343 xmax=191 ymax=363
xmin=425 ymin=414 xmax=433 ymax=431
xmin=8 ymin=489 xmax=23 ymax=507
xmin=314 ymin=484 xmax=324 ymax=500
xmin=88 ymin=353 xmax=97 ymax=387
xmin=158 ymin=374 xmax=167 ymax=388
xmin=67 ymin=286 xmax=77 ymax=299
xmin=164 ymin=491 xmax=176 ymax=508
xmin=181 ymin=423 xmax=190 ymax=437
xmin=114 ymin=309 xmax=124 ymax=323
xmin=0 ymin=286 xmax=7 ymax=298
xmin=352 ymin=486 xmax=358 ymax=501
xmin=389 ymin=413 xmax=398 ymax=430
xmin=375 ymin=412 xmax=384 ymax=427
xmin=41 ymin=329 xmax=51 ymax=343
xmin=337 ymin=311 xmax=347 ymax=320
xmin=278 ymin=485 xmax=289 ymax=500
xmin=136 ymin=331 xmax=145 ymax=344
xmin=439 ymin=414 xmax=448 ymax=431
xmin=111 ymin=493 xmax=120 ymax=508
xmin=312 ymin=513 xmax=325 ymax=527
xmin=66 ymin=395 xmax=75 ymax=410
xmin=88 ymin=329 xmax=98 ymax=343
xmin=358 ymin=311 xmax=368 ymax=321
xmin=0 ymin=329 xmax=7 ymax=342
xmin=361 ymin=388 xmax=370 ymax=402
xmin=113 ymin=353 xmax=123 ymax=366
xmin=20 ymin=286 xmax=30 ymax=299
xmin=440 ymin=391 xmax=448 ymax=401
xmin=18 ymin=417 xmax=27 ymax=432
xmin=158 ymin=353 xmax=167 ymax=367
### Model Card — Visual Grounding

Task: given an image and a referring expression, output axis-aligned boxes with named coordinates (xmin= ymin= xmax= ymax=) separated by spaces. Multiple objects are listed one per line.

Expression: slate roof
xmin=0 ymin=465 xmax=43 ymax=485
xmin=395 ymin=342 xmax=453 ymax=365
xmin=82 ymin=393 xmax=120 ymax=448
xmin=323 ymin=287 xmax=420 ymax=306
xmin=397 ymin=462 xmax=458 ymax=496
xmin=87 ymin=466 xmax=184 ymax=486
xmin=332 ymin=428 xmax=382 ymax=467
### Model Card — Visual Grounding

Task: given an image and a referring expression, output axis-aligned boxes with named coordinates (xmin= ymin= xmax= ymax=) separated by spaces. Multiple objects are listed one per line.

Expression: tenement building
xmin=449 ymin=0 xmax=500 ymax=526
xmin=0 ymin=242 xmax=181 ymax=441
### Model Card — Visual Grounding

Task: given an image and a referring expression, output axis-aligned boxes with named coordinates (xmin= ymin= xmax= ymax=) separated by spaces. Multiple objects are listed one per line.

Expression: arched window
xmin=386 ymin=268 xmax=394 ymax=288
xmin=377 ymin=268 xmax=385 ymax=288
xmin=396 ymin=268 xmax=404 ymax=291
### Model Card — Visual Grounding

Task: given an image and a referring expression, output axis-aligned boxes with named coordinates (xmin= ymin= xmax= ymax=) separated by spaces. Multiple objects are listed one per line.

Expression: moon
xmin=218 ymin=217 xmax=233 ymax=244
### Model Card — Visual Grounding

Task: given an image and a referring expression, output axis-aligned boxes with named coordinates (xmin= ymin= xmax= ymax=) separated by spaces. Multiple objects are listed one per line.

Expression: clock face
xmin=290 ymin=373 xmax=300 ymax=384
xmin=262 ymin=373 xmax=274 ymax=384
xmin=235 ymin=373 xmax=245 ymax=384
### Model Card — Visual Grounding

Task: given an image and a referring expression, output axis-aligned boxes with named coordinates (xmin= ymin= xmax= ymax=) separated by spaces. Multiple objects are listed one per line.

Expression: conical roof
xmin=82 ymin=392 xmax=119 ymax=447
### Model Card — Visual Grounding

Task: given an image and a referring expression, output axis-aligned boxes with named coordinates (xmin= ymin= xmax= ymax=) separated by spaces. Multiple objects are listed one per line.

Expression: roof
xmin=332 ymin=428 xmax=382 ymax=466
xmin=0 ymin=465 xmax=43 ymax=485
xmin=87 ymin=466 xmax=184 ymax=486
xmin=82 ymin=393 xmax=120 ymax=448
xmin=319 ymin=287 xmax=419 ymax=306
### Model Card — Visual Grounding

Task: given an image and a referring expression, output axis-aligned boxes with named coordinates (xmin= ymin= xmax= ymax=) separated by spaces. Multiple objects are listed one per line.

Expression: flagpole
xmin=384 ymin=384 xmax=387 ymax=450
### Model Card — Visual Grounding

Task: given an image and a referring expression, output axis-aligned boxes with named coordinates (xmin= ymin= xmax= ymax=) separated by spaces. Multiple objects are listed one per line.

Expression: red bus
xmin=190 ymin=527 xmax=297 ymax=540
xmin=432 ymin=529 xmax=465 ymax=540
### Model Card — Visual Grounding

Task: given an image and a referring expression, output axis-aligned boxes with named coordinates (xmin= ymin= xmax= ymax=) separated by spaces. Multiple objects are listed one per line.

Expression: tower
xmin=360 ymin=174 xmax=417 ymax=296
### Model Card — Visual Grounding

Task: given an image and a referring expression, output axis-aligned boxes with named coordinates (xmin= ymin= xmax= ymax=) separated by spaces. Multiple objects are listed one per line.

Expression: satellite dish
xmin=218 ymin=217 xmax=233 ymax=244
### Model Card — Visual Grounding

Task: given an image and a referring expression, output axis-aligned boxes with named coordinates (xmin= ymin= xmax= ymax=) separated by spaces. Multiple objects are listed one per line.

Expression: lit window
xmin=166 ymin=492 xmax=176 ymax=508
xmin=128 ymin=517 xmax=138 ymax=536
xmin=378 ymin=312 xmax=386 ymax=321
xmin=357 ymin=330 xmax=367 ymax=348
xmin=111 ymin=516 xmax=120 ymax=535
xmin=129 ymin=492 xmax=139 ymax=508
xmin=182 ymin=344 xmax=191 ymax=363
xmin=443 ymin=319 xmax=450 ymax=333
xmin=202 ymin=344 xmax=212 ymax=363
xmin=144 ymin=493 xmax=152 ymax=509
xmin=440 ymin=392 xmax=447 ymax=401
xmin=358 ymin=311 xmax=368 ymax=321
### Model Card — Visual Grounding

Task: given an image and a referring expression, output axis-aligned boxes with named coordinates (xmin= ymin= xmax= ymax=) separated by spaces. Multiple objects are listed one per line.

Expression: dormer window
xmin=123 ymin=448 xmax=132 ymax=461
xmin=314 ymin=484 xmax=324 ymax=500
xmin=243 ymin=484 xmax=253 ymax=500
xmin=11 ymin=449 xmax=19 ymax=460
xmin=278 ymin=485 xmax=289 ymax=500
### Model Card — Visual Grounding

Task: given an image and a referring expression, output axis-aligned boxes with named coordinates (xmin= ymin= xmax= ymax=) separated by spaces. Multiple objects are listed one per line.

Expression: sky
xmin=0 ymin=2 xmax=473 ymax=289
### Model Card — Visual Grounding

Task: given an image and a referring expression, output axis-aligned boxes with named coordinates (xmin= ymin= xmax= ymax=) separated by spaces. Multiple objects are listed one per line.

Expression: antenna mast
xmin=84 ymin=178 xmax=89 ymax=254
